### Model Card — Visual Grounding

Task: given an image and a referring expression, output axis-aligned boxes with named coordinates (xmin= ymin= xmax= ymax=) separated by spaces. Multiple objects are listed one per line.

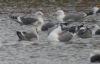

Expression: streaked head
xmin=55 ymin=9 xmax=65 ymax=22
xmin=92 ymin=6 xmax=99 ymax=13
xmin=34 ymin=11 xmax=44 ymax=25
xmin=35 ymin=11 xmax=44 ymax=17
xmin=55 ymin=10 xmax=65 ymax=16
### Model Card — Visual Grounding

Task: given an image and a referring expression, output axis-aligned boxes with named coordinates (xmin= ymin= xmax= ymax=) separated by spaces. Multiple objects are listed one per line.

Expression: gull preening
xmin=47 ymin=23 xmax=74 ymax=44
xmin=16 ymin=27 xmax=39 ymax=41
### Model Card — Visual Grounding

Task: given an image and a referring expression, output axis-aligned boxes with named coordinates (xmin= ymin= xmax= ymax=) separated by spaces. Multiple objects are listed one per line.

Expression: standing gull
xmin=55 ymin=9 xmax=65 ymax=23
xmin=9 ymin=11 xmax=44 ymax=25
xmin=32 ymin=11 xmax=44 ymax=33
xmin=41 ymin=9 xmax=68 ymax=31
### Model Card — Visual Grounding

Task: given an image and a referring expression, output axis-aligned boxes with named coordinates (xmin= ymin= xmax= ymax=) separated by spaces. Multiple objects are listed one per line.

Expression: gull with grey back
xmin=47 ymin=23 xmax=75 ymax=45
xmin=9 ymin=11 xmax=44 ymax=25
xmin=16 ymin=26 xmax=39 ymax=41
xmin=63 ymin=12 xmax=87 ymax=22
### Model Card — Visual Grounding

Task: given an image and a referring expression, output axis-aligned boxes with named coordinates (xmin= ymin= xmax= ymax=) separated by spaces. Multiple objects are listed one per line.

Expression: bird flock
xmin=9 ymin=6 xmax=100 ymax=42
xmin=9 ymin=6 xmax=100 ymax=63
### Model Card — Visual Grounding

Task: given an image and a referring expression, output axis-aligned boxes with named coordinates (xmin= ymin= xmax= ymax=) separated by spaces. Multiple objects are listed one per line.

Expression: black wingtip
xmin=16 ymin=31 xmax=24 ymax=41
xmin=9 ymin=15 xmax=17 ymax=19
xmin=86 ymin=11 xmax=93 ymax=16
xmin=16 ymin=31 xmax=20 ymax=33
xmin=95 ymin=29 xmax=100 ymax=35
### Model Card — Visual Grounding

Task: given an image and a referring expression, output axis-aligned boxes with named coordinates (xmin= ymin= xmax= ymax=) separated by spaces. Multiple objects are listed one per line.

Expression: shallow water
xmin=0 ymin=0 xmax=100 ymax=64
xmin=0 ymin=13 xmax=99 ymax=64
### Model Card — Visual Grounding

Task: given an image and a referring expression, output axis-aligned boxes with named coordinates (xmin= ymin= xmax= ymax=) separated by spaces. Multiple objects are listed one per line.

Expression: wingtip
xmin=9 ymin=15 xmax=17 ymax=19
xmin=16 ymin=31 xmax=21 ymax=34
xmin=16 ymin=31 xmax=24 ymax=41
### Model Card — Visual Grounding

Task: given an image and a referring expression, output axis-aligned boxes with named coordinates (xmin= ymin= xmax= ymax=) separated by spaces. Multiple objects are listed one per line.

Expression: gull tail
xmin=16 ymin=31 xmax=25 ymax=41
xmin=9 ymin=15 xmax=17 ymax=19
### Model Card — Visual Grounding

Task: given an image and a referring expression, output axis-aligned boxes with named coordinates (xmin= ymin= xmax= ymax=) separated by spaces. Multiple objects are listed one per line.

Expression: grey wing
xmin=77 ymin=29 xmax=92 ymax=38
xmin=21 ymin=17 xmax=38 ymax=25
xmin=59 ymin=31 xmax=73 ymax=42
xmin=42 ymin=22 xmax=56 ymax=31
xmin=23 ymin=32 xmax=37 ymax=41
xmin=64 ymin=13 xmax=85 ymax=22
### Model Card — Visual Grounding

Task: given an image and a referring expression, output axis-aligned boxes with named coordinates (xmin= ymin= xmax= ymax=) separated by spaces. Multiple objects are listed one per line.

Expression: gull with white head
xmin=55 ymin=9 xmax=65 ymax=23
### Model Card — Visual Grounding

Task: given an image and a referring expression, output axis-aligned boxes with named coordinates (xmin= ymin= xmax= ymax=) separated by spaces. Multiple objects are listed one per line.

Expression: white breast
xmin=17 ymin=16 xmax=22 ymax=23
xmin=48 ymin=26 xmax=62 ymax=42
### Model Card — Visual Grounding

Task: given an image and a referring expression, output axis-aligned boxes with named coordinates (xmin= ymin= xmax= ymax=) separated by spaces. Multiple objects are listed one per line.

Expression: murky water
xmin=0 ymin=0 xmax=99 ymax=64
